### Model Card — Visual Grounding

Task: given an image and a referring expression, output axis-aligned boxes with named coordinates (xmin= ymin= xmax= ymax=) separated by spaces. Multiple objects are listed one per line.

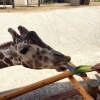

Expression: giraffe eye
xmin=20 ymin=47 xmax=29 ymax=54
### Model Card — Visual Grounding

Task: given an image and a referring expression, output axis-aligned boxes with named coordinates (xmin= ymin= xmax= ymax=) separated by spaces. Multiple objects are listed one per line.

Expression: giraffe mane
xmin=0 ymin=41 xmax=13 ymax=50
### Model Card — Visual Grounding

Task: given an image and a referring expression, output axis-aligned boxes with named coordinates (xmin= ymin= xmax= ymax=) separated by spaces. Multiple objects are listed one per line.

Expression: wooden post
xmin=41 ymin=0 xmax=42 ymax=4
xmin=86 ymin=79 xmax=99 ymax=99
xmin=68 ymin=62 xmax=100 ymax=95
xmin=68 ymin=76 xmax=94 ymax=100
xmin=38 ymin=0 xmax=40 ymax=6
xmin=12 ymin=0 xmax=15 ymax=8
xmin=0 ymin=62 xmax=100 ymax=100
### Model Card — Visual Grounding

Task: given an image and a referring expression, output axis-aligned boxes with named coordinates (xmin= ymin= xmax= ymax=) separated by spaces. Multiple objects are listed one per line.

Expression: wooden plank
xmin=68 ymin=76 xmax=94 ymax=100
xmin=0 ymin=70 xmax=73 ymax=100
xmin=0 ymin=61 xmax=99 ymax=100
xmin=68 ymin=62 xmax=100 ymax=94
xmin=38 ymin=0 xmax=40 ymax=6
xmin=12 ymin=0 xmax=15 ymax=8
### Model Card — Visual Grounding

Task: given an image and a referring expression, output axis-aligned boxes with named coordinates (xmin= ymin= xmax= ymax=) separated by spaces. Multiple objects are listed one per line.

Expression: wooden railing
xmin=0 ymin=62 xmax=99 ymax=100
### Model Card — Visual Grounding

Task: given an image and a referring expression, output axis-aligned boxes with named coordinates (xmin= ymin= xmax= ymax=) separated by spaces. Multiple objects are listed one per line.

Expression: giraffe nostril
xmin=20 ymin=48 xmax=29 ymax=54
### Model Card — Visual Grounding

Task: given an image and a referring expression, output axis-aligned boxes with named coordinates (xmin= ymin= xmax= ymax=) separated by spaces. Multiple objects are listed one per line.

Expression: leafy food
xmin=74 ymin=65 xmax=92 ymax=74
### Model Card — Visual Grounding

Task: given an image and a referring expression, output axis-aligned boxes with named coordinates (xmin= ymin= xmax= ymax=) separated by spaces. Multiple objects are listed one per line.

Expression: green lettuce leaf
xmin=74 ymin=65 xmax=92 ymax=74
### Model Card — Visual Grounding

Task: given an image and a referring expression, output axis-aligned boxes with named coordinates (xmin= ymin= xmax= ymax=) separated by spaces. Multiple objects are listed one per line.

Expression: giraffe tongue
xmin=62 ymin=64 xmax=75 ymax=73
xmin=61 ymin=64 xmax=87 ymax=77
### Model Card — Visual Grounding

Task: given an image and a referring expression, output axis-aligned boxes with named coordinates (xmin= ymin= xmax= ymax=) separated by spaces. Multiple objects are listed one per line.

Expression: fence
xmin=0 ymin=62 xmax=99 ymax=100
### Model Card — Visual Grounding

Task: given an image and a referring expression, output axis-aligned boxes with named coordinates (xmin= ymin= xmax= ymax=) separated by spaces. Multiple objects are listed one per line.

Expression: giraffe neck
xmin=0 ymin=41 xmax=19 ymax=69
xmin=0 ymin=51 xmax=14 ymax=68
xmin=0 ymin=41 xmax=12 ymax=50
xmin=0 ymin=46 xmax=31 ymax=69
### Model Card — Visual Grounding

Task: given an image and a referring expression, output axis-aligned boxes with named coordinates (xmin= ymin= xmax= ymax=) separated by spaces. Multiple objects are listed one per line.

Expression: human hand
xmin=93 ymin=63 xmax=100 ymax=74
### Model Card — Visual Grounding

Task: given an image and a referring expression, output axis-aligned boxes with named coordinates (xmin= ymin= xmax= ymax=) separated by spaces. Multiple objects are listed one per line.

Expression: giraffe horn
xmin=18 ymin=25 xmax=29 ymax=35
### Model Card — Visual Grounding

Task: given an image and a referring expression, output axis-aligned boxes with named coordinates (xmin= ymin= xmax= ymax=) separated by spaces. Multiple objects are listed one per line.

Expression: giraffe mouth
xmin=20 ymin=48 xmax=29 ymax=54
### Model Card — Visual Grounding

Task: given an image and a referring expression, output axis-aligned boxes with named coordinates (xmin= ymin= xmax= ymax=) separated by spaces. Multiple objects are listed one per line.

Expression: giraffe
xmin=6 ymin=26 xmax=71 ymax=71
xmin=0 ymin=26 xmax=31 ymax=69
xmin=0 ymin=41 xmax=21 ymax=68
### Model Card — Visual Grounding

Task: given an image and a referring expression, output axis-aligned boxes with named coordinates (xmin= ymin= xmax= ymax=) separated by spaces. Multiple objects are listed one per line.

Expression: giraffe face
xmin=8 ymin=27 xmax=71 ymax=70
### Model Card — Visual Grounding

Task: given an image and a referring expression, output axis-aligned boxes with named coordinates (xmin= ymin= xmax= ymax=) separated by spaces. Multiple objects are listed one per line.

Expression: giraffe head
xmin=8 ymin=26 xmax=71 ymax=71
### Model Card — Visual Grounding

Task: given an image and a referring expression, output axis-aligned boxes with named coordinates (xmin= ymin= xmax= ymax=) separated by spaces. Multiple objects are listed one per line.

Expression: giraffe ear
xmin=1 ymin=49 xmax=12 ymax=58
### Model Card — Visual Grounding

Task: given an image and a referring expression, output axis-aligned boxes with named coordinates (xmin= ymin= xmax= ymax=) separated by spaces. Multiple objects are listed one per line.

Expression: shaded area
xmin=0 ymin=81 xmax=85 ymax=100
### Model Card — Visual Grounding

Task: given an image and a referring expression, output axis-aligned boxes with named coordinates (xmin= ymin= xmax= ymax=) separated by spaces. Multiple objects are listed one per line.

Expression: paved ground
xmin=0 ymin=4 xmax=100 ymax=100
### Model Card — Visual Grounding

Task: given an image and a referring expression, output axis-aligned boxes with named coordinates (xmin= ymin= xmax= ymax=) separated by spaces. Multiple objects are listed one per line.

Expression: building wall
xmin=9 ymin=0 xmax=25 ymax=6
xmin=28 ymin=0 xmax=45 ymax=5
xmin=8 ymin=0 xmax=44 ymax=5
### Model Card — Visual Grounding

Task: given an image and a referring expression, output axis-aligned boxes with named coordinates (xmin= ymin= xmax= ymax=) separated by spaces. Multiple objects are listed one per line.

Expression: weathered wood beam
xmin=38 ymin=0 xmax=40 ymax=6
xmin=68 ymin=76 xmax=94 ymax=100
xmin=12 ymin=0 xmax=15 ymax=8
xmin=0 ymin=70 xmax=73 ymax=100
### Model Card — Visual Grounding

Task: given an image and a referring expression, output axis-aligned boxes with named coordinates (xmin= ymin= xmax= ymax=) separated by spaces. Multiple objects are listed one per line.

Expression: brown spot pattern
xmin=35 ymin=60 xmax=42 ymax=68
xmin=0 ymin=52 xmax=4 ymax=59
xmin=44 ymin=65 xmax=48 ymax=68
xmin=4 ymin=58 xmax=13 ymax=66
xmin=22 ymin=61 xmax=32 ymax=69
xmin=32 ymin=55 xmax=35 ymax=58
xmin=38 ymin=56 xmax=43 ymax=60
xmin=44 ymin=57 xmax=49 ymax=63
xmin=0 ymin=61 xmax=8 ymax=68
xmin=26 ymin=61 xmax=33 ymax=68
xmin=40 ymin=50 xmax=46 ymax=54
xmin=10 ymin=56 xmax=13 ymax=60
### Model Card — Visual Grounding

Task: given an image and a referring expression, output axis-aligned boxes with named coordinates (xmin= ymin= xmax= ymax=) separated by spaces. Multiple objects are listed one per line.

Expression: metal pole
xmin=86 ymin=79 xmax=99 ymax=99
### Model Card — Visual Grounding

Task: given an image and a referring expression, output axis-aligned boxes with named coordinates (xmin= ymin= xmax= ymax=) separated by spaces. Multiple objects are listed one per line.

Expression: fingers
xmin=94 ymin=63 xmax=100 ymax=69
xmin=93 ymin=63 xmax=100 ymax=74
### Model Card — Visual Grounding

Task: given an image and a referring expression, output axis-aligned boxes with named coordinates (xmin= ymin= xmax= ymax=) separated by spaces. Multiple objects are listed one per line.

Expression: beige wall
xmin=28 ymin=0 xmax=45 ymax=5
xmin=9 ymin=0 xmax=25 ymax=6
xmin=8 ymin=0 xmax=44 ymax=6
